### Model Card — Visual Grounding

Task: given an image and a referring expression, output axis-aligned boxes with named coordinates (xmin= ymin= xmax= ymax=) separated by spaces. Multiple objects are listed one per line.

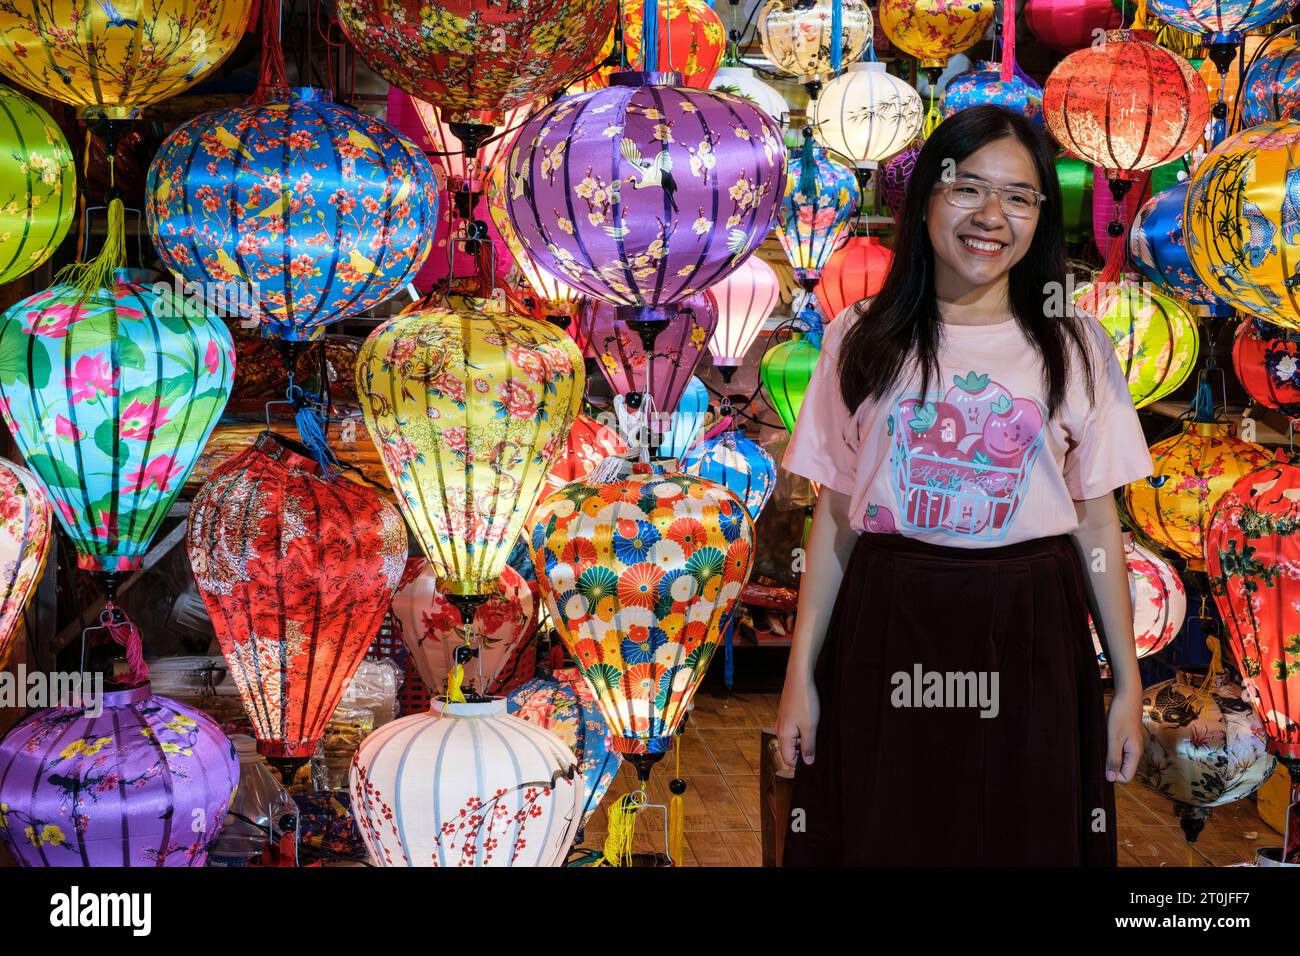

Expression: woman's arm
xmin=1069 ymin=492 xmax=1143 ymax=785
xmin=777 ymin=485 xmax=859 ymax=766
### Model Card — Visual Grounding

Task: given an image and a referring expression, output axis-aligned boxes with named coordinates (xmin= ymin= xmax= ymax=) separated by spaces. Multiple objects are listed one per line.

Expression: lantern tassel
xmin=601 ymin=793 xmax=638 ymax=866
xmin=668 ymin=736 xmax=686 ymax=863
xmin=1133 ymin=0 xmax=1149 ymax=29
xmin=55 ymin=197 xmax=126 ymax=299
xmin=103 ymin=602 xmax=149 ymax=686
xmin=293 ymin=399 xmax=341 ymax=478
xmin=830 ymin=0 xmax=843 ymax=74
xmin=1187 ymin=635 xmax=1225 ymax=709
xmin=643 ymin=0 xmax=659 ymax=73
xmin=445 ymin=661 xmax=468 ymax=704
xmin=723 ymin=611 xmax=735 ymax=688
xmin=798 ymin=129 xmax=817 ymax=200
xmin=923 ymin=87 xmax=942 ymax=138
xmin=253 ymin=0 xmax=290 ymax=101
xmin=1000 ymin=0 xmax=1016 ymax=83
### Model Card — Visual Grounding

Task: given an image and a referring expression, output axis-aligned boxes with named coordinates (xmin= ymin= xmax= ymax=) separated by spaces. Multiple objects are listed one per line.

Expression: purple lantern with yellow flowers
xmin=776 ymin=133 xmax=860 ymax=292
xmin=0 ymin=683 xmax=238 ymax=866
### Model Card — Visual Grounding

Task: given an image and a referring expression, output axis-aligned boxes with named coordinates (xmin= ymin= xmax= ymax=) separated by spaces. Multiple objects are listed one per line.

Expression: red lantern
xmin=814 ymin=236 xmax=894 ymax=321
xmin=1232 ymin=318 xmax=1300 ymax=420
xmin=535 ymin=412 xmax=628 ymax=505
xmin=187 ymin=434 xmax=409 ymax=782
xmin=1024 ymin=0 xmax=1122 ymax=54
xmin=624 ymin=0 xmax=727 ymax=89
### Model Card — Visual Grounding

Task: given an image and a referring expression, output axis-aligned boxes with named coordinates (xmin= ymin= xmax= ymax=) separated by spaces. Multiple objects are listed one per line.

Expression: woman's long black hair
xmin=837 ymin=104 xmax=1095 ymax=419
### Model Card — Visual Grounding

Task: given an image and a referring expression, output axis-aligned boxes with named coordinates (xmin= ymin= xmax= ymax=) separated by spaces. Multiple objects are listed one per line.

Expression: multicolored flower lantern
xmin=624 ymin=0 xmax=726 ymax=89
xmin=1123 ymin=421 xmax=1271 ymax=567
xmin=1232 ymin=318 xmax=1300 ymax=418
xmin=710 ymin=66 xmax=788 ymax=124
xmin=661 ymin=376 xmax=709 ymax=459
xmin=776 ymin=137 xmax=860 ymax=290
xmin=708 ymin=254 xmax=780 ymax=384
xmin=762 ymin=324 xmax=822 ymax=433
xmin=1147 ymin=0 xmax=1294 ymax=74
xmin=188 ymin=434 xmax=408 ymax=782
xmin=811 ymin=62 xmax=924 ymax=170
xmin=529 ymin=458 xmax=756 ymax=770
xmin=941 ymin=61 xmax=1044 ymax=127
xmin=504 ymin=75 xmax=785 ymax=325
xmin=336 ymin=0 xmax=613 ymax=124
xmin=0 ymin=0 xmax=253 ymax=119
xmin=1044 ymin=31 xmax=1209 ymax=183
xmin=815 ymin=235 xmax=893 ymax=322
xmin=0 ymin=273 xmax=234 ymax=575
xmin=0 ymin=85 xmax=75 ymax=285
xmin=1184 ymin=121 xmax=1300 ymax=331
xmin=356 ymin=299 xmax=585 ymax=600
xmin=682 ymin=427 xmax=776 ymax=520
xmin=1074 ymin=279 xmax=1199 ymax=409
xmin=0 ymin=459 xmax=51 ymax=665
xmin=576 ymin=292 xmax=718 ymax=415
xmin=1089 ymin=532 xmax=1186 ymax=667
xmin=509 ymin=666 xmax=621 ymax=827
xmin=1137 ymin=664 xmax=1277 ymax=844
xmin=393 ymin=560 xmax=538 ymax=698
xmin=350 ymin=697 xmax=583 ymax=867
xmin=487 ymin=162 xmax=580 ymax=324
xmin=1023 ymin=0 xmax=1122 ymax=54
xmin=147 ymin=87 xmax=440 ymax=344
xmin=1243 ymin=34 xmax=1300 ymax=128
xmin=879 ymin=0 xmax=995 ymax=72
xmin=536 ymin=412 xmax=629 ymax=505
xmin=758 ymin=0 xmax=873 ymax=82
xmin=0 ymin=684 xmax=238 ymax=865
xmin=1130 ymin=180 xmax=1227 ymax=309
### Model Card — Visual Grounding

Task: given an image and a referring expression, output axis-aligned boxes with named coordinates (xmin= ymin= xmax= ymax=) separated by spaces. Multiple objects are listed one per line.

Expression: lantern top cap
xmin=100 ymin=682 xmax=153 ymax=708
xmin=846 ymin=61 xmax=887 ymax=74
xmin=432 ymin=696 xmax=508 ymax=718
xmin=611 ymin=70 xmax=686 ymax=88
xmin=1105 ymin=28 xmax=1155 ymax=44
xmin=284 ymin=87 xmax=332 ymax=103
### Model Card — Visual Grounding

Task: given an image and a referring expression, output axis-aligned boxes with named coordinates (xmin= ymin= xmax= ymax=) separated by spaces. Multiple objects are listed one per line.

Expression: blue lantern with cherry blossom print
xmin=775 ymin=131 xmax=860 ymax=295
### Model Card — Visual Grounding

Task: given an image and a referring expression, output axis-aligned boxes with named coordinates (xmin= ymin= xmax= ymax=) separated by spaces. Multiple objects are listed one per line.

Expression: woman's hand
xmin=777 ymin=677 xmax=819 ymax=768
xmin=1105 ymin=683 xmax=1143 ymax=784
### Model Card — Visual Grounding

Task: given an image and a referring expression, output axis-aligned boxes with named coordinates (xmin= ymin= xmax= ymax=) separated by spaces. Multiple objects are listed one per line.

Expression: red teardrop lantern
xmin=187 ymin=434 xmax=409 ymax=782
xmin=813 ymin=235 xmax=894 ymax=321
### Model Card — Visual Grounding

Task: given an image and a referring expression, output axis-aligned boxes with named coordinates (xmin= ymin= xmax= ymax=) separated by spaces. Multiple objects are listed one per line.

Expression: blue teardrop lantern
xmin=1129 ymin=180 xmax=1231 ymax=317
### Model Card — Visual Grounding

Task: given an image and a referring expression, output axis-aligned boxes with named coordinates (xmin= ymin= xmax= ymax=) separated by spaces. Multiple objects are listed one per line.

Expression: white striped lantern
xmin=349 ymin=698 xmax=583 ymax=867
xmin=707 ymin=254 xmax=781 ymax=384
xmin=811 ymin=61 xmax=925 ymax=170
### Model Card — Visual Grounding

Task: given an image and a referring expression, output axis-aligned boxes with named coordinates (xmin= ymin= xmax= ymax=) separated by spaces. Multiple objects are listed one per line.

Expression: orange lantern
xmin=624 ymin=0 xmax=726 ymax=89
xmin=814 ymin=236 xmax=893 ymax=322
xmin=1233 ymin=318 xmax=1300 ymax=420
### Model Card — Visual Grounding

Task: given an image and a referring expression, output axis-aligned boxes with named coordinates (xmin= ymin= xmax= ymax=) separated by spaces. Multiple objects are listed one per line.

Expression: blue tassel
xmin=798 ymin=129 xmax=817 ymax=199
xmin=644 ymin=0 xmax=659 ymax=73
xmin=723 ymin=613 xmax=735 ymax=688
xmin=830 ymin=0 xmax=843 ymax=73
xmin=1192 ymin=378 xmax=1216 ymax=422
xmin=801 ymin=299 xmax=825 ymax=349
xmin=294 ymin=396 xmax=341 ymax=477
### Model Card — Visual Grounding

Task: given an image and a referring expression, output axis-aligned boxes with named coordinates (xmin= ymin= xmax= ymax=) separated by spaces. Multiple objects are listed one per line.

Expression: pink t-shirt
xmin=782 ymin=305 xmax=1154 ymax=546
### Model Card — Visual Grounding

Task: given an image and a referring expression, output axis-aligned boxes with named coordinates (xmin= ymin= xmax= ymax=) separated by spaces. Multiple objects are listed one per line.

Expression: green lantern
xmin=0 ymin=84 xmax=75 ymax=285
xmin=1056 ymin=154 xmax=1092 ymax=247
xmin=1075 ymin=278 xmax=1199 ymax=409
xmin=761 ymin=314 xmax=823 ymax=433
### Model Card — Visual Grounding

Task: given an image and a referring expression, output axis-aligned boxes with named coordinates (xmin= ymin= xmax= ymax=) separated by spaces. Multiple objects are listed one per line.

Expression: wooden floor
xmin=577 ymin=689 xmax=1280 ymax=867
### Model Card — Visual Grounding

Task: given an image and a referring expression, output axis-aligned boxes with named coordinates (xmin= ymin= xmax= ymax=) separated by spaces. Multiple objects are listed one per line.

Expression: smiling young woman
xmin=776 ymin=104 xmax=1153 ymax=867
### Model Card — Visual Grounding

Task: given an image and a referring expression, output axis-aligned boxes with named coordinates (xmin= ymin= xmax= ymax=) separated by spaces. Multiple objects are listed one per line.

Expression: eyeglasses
xmin=937 ymin=178 xmax=1046 ymax=219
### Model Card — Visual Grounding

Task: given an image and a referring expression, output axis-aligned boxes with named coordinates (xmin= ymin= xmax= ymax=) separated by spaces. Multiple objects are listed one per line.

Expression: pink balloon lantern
xmin=413 ymin=188 xmax=515 ymax=294
xmin=708 ymin=254 xmax=780 ymax=383
xmin=1024 ymin=0 xmax=1122 ymax=54
xmin=1092 ymin=166 xmax=1147 ymax=261
xmin=1090 ymin=533 xmax=1187 ymax=668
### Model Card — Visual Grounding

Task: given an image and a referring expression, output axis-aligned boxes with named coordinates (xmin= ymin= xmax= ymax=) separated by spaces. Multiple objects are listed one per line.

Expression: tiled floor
xmin=577 ymin=690 xmax=1280 ymax=867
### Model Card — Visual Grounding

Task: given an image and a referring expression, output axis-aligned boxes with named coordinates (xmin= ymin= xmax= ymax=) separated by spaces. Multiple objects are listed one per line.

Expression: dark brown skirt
xmin=783 ymin=531 xmax=1117 ymax=867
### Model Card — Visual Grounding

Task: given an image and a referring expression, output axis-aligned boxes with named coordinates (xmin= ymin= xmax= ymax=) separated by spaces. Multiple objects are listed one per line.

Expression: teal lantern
xmin=661 ymin=375 xmax=709 ymax=459
xmin=775 ymin=131 xmax=860 ymax=291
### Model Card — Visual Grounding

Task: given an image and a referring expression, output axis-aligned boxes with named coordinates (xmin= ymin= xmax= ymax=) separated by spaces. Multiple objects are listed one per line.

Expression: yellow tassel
xmin=668 ymin=735 xmax=685 ymax=865
xmin=601 ymin=794 xmax=638 ymax=867
xmin=1189 ymin=636 xmax=1225 ymax=709
xmin=1132 ymin=0 xmax=1149 ymax=30
xmin=55 ymin=197 xmax=126 ymax=299
xmin=923 ymin=88 xmax=941 ymax=138
xmin=445 ymin=661 xmax=467 ymax=704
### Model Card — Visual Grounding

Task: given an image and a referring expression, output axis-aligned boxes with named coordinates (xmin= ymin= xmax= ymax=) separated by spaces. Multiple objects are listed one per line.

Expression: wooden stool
xmin=760 ymin=726 xmax=795 ymax=867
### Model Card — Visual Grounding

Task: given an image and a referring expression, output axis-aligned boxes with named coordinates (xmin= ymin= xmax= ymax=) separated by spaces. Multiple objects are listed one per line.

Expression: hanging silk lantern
xmin=624 ymin=0 xmax=726 ymax=89
xmin=535 ymin=412 xmax=628 ymax=505
xmin=393 ymin=561 xmax=537 ymax=698
xmin=1147 ymin=0 xmax=1294 ymax=74
xmin=758 ymin=0 xmax=874 ymax=82
xmin=710 ymin=66 xmax=788 ymax=124
xmin=576 ymin=292 xmax=718 ymax=414
xmin=1233 ymin=318 xmax=1300 ymax=418
xmin=811 ymin=62 xmax=925 ymax=170
xmin=508 ymin=666 xmax=621 ymax=827
xmin=878 ymin=0 xmax=995 ymax=72
xmin=762 ymin=326 xmax=822 ymax=433
xmin=408 ymin=98 xmax=533 ymax=192
xmin=0 ymin=272 xmax=233 ymax=574
xmin=681 ymin=427 xmax=777 ymax=520
xmin=1130 ymin=180 xmax=1226 ymax=309
xmin=1024 ymin=0 xmax=1122 ymax=54
xmin=1089 ymin=532 xmax=1186 ymax=666
xmin=1137 ymin=664 xmax=1277 ymax=843
xmin=147 ymin=87 xmax=440 ymax=344
xmin=1057 ymin=155 xmax=1093 ymax=246
xmin=1044 ymin=31 xmax=1210 ymax=182
xmin=1206 ymin=462 xmax=1300 ymax=762
xmin=881 ymin=141 xmax=921 ymax=217
xmin=0 ymin=459 xmax=51 ymax=665
xmin=708 ymin=254 xmax=780 ymax=384
xmin=350 ymin=697 xmax=582 ymax=867
xmin=1185 ymin=121 xmax=1300 ymax=331
xmin=529 ymin=457 xmax=756 ymax=767
xmin=504 ymin=76 xmax=785 ymax=322
xmin=776 ymin=138 xmax=860 ymax=290
xmin=356 ymin=299 xmax=585 ymax=600
xmin=1243 ymin=35 xmax=1300 ymax=128
xmin=336 ymin=0 xmax=613 ymax=125
xmin=0 ymin=684 xmax=238 ymax=866
xmin=1074 ymin=279 xmax=1200 ymax=409
xmin=814 ymin=235 xmax=893 ymax=322
xmin=1123 ymin=421 xmax=1271 ymax=567
xmin=941 ymin=61 xmax=1045 ymax=127
xmin=486 ymin=162 xmax=580 ymax=324
xmin=187 ymin=434 xmax=408 ymax=781
xmin=0 ymin=85 xmax=75 ymax=285
xmin=0 ymin=0 xmax=253 ymax=119
xmin=661 ymin=376 xmax=709 ymax=459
